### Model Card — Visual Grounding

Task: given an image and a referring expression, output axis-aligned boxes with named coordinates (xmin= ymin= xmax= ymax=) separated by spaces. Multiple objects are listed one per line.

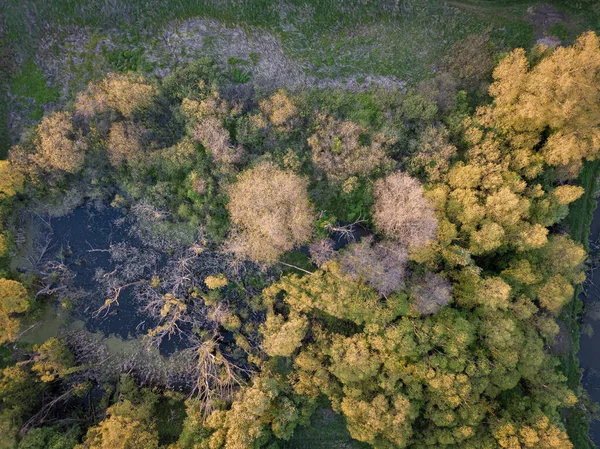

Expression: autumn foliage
xmin=226 ymin=162 xmax=315 ymax=263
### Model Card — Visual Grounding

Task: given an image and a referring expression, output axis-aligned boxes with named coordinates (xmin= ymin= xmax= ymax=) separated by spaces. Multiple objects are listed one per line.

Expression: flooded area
xmin=17 ymin=205 xmax=190 ymax=355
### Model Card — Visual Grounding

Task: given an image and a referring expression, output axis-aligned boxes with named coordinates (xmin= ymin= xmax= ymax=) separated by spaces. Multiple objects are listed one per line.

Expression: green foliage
xmin=10 ymin=60 xmax=60 ymax=120
xmin=161 ymin=57 xmax=223 ymax=101
xmin=230 ymin=67 xmax=251 ymax=84
xmin=549 ymin=23 xmax=569 ymax=42
xmin=102 ymin=46 xmax=153 ymax=73
xmin=18 ymin=427 xmax=79 ymax=449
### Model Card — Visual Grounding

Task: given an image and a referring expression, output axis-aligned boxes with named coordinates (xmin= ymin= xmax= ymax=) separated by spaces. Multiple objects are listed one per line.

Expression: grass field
xmin=1 ymin=0 xmax=599 ymax=158
xmin=285 ymin=407 xmax=370 ymax=449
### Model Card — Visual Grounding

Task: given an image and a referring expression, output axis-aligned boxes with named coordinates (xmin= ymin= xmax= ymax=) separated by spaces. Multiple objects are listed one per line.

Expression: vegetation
xmin=0 ymin=3 xmax=599 ymax=448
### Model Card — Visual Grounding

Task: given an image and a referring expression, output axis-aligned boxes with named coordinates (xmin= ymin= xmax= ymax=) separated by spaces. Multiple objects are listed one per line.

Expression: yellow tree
xmin=226 ymin=162 xmax=315 ymax=264
xmin=480 ymin=31 xmax=600 ymax=174
xmin=34 ymin=112 xmax=85 ymax=173
xmin=0 ymin=279 xmax=29 ymax=344
xmin=76 ymin=400 xmax=159 ymax=449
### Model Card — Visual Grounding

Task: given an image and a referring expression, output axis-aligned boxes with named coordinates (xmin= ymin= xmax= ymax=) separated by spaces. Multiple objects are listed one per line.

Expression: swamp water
xmin=579 ymin=196 xmax=600 ymax=445
xmin=18 ymin=205 xmax=189 ymax=356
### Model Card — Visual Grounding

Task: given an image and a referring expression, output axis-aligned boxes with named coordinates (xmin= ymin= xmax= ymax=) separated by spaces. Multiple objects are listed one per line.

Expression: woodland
xmin=1 ymin=11 xmax=600 ymax=449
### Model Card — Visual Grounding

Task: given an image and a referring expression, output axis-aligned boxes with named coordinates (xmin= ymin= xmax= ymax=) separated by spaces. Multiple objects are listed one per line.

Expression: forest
xmin=1 ymin=2 xmax=600 ymax=448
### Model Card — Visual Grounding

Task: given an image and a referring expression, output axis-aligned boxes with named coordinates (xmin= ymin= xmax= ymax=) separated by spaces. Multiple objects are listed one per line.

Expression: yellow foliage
xmin=470 ymin=221 xmax=505 ymax=254
xmin=107 ymin=121 xmax=146 ymax=167
xmin=35 ymin=112 xmax=84 ymax=173
xmin=552 ymin=185 xmax=584 ymax=205
xmin=483 ymin=32 xmax=600 ymax=174
xmin=538 ymin=274 xmax=573 ymax=313
xmin=259 ymin=90 xmax=297 ymax=128
xmin=100 ymin=73 xmax=156 ymax=117
xmin=478 ymin=277 xmax=512 ymax=310
xmin=0 ymin=160 xmax=24 ymax=198
xmin=447 ymin=163 xmax=482 ymax=189
xmin=0 ymin=279 xmax=29 ymax=344
xmin=485 ymin=187 xmax=530 ymax=229
xmin=205 ymin=274 xmax=228 ymax=290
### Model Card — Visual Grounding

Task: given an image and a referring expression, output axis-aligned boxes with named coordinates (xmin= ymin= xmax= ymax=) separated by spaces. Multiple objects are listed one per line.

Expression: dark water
xmin=46 ymin=206 xmax=187 ymax=355
xmin=578 ymin=197 xmax=600 ymax=445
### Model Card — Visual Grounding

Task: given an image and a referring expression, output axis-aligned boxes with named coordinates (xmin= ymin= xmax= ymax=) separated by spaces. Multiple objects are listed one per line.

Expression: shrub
xmin=443 ymin=34 xmax=494 ymax=90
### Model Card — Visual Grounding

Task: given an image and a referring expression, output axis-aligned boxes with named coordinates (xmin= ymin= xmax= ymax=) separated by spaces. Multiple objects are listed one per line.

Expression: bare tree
xmin=226 ymin=162 xmax=315 ymax=264
xmin=411 ymin=272 xmax=452 ymax=315
xmin=372 ymin=172 xmax=438 ymax=249
xmin=309 ymin=238 xmax=335 ymax=266
xmin=337 ymin=236 xmax=408 ymax=297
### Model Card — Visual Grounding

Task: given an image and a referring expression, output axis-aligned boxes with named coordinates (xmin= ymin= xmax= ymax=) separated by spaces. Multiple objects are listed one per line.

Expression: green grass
xmin=10 ymin=59 xmax=59 ymax=120
xmin=285 ymin=407 xmax=370 ymax=449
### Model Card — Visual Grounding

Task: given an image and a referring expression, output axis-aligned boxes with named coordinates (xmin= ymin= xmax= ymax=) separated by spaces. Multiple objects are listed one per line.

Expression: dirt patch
xmin=145 ymin=18 xmax=405 ymax=92
xmin=527 ymin=4 xmax=565 ymax=40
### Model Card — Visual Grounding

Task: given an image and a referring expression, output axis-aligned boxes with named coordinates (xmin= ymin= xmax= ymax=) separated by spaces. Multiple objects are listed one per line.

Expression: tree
xmin=34 ymin=112 xmax=84 ymax=173
xmin=263 ymin=261 xmax=407 ymax=327
xmin=0 ymin=160 xmax=24 ymax=199
xmin=372 ymin=172 xmax=438 ymax=250
xmin=261 ymin=312 xmax=308 ymax=357
xmin=337 ymin=236 xmax=408 ymax=296
xmin=341 ymin=394 xmax=414 ymax=448
xmin=31 ymin=338 xmax=75 ymax=382
xmin=76 ymin=400 xmax=159 ymax=449
xmin=308 ymin=238 xmax=335 ymax=267
xmin=408 ymin=124 xmax=457 ymax=182
xmin=17 ymin=426 xmax=79 ymax=449
xmin=226 ymin=162 xmax=315 ymax=264
xmin=480 ymin=31 xmax=600 ymax=174
xmin=100 ymin=74 xmax=156 ymax=117
xmin=193 ymin=116 xmax=244 ymax=166
xmin=259 ymin=90 xmax=298 ymax=129
xmin=308 ymin=114 xmax=393 ymax=182
xmin=106 ymin=121 xmax=147 ymax=167
xmin=0 ymin=278 xmax=29 ymax=344
xmin=410 ymin=272 xmax=452 ymax=315
xmin=204 ymin=374 xmax=315 ymax=449
xmin=493 ymin=413 xmax=573 ymax=449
